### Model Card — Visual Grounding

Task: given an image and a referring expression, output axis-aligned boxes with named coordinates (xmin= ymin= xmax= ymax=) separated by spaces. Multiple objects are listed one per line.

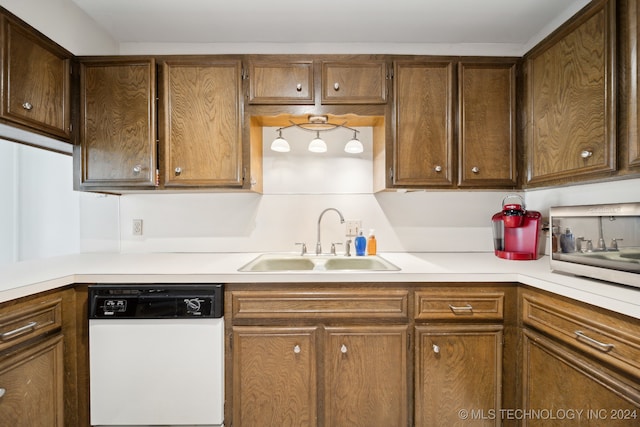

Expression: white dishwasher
xmin=88 ymin=284 xmax=224 ymax=427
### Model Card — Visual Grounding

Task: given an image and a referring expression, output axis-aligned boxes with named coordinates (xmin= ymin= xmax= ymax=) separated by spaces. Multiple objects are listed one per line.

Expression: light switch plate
xmin=345 ymin=220 xmax=362 ymax=237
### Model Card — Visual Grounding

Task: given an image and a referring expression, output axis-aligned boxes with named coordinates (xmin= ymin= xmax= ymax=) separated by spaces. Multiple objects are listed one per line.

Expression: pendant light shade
xmin=270 ymin=129 xmax=290 ymax=152
xmin=344 ymin=131 xmax=364 ymax=154
xmin=307 ymin=131 xmax=327 ymax=153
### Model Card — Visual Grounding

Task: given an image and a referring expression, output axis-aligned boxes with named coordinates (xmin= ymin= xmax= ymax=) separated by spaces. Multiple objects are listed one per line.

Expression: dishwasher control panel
xmin=89 ymin=284 xmax=224 ymax=319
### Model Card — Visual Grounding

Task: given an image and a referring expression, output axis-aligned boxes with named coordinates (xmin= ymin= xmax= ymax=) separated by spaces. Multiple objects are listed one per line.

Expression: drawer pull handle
xmin=1 ymin=321 xmax=37 ymax=341
xmin=22 ymin=102 xmax=33 ymax=111
xmin=575 ymin=330 xmax=614 ymax=353
xmin=296 ymin=83 xmax=302 ymax=92
xmin=448 ymin=304 xmax=473 ymax=314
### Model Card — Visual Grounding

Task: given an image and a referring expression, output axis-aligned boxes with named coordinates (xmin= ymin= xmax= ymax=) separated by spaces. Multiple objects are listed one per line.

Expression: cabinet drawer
xmin=522 ymin=293 xmax=640 ymax=378
xmin=230 ymin=290 xmax=408 ymax=321
xmin=415 ymin=289 xmax=504 ymax=320
xmin=0 ymin=297 xmax=62 ymax=352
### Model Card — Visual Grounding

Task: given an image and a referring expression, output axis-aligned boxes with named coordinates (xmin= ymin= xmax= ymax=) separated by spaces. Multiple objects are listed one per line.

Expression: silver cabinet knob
xmin=432 ymin=344 xmax=440 ymax=354
xmin=333 ymin=82 xmax=340 ymax=91
xmin=22 ymin=102 xmax=33 ymax=111
xmin=174 ymin=167 xmax=182 ymax=175
xmin=340 ymin=344 xmax=348 ymax=354
xmin=296 ymin=83 xmax=302 ymax=92
xmin=0 ymin=388 xmax=5 ymax=398
xmin=293 ymin=345 xmax=301 ymax=354
xmin=133 ymin=165 xmax=142 ymax=175
xmin=580 ymin=150 xmax=593 ymax=159
xmin=471 ymin=166 xmax=480 ymax=174
xmin=434 ymin=165 xmax=443 ymax=173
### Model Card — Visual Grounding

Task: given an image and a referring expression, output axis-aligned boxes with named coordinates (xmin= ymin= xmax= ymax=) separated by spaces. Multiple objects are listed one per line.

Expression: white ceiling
xmin=71 ymin=0 xmax=590 ymax=48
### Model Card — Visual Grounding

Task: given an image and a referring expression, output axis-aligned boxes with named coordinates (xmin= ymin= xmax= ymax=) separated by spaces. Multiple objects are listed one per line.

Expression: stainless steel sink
xmin=238 ymin=253 xmax=400 ymax=272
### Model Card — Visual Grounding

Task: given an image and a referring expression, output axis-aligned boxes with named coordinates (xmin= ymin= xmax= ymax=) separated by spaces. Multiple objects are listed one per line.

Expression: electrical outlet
xmin=132 ymin=219 xmax=143 ymax=236
xmin=345 ymin=220 xmax=362 ymax=237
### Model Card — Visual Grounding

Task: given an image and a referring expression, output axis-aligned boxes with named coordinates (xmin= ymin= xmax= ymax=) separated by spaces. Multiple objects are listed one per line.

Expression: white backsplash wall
xmin=118 ymin=191 xmax=511 ymax=253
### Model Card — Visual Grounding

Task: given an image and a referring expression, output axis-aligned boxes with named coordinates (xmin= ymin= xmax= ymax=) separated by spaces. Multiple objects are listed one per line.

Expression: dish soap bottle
xmin=354 ymin=231 xmax=367 ymax=256
xmin=367 ymin=229 xmax=377 ymax=255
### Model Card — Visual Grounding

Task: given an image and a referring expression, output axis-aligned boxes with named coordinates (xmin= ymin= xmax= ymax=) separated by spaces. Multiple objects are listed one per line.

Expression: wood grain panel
xmin=619 ymin=0 xmax=640 ymax=169
xmin=249 ymin=60 xmax=314 ymax=104
xmin=0 ymin=297 xmax=61 ymax=352
xmin=522 ymin=329 xmax=640 ymax=427
xmin=393 ymin=60 xmax=454 ymax=186
xmin=2 ymin=16 xmax=70 ymax=139
xmin=415 ymin=325 xmax=503 ymax=427
xmin=415 ymin=289 xmax=504 ymax=321
xmin=522 ymin=292 xmax=640 ymax=378
xmin=0 ymin=335 xmax=64 ymax=426
xmin=324 ymin=326 xmax=408 ymax=427
xmin=321 ymin=61 xmax=387 ymax=104
xmin=458 ymin=61 xmax=517 ymax=187
xmin=80 ymin=58 xmax=156 ymax=187
xmin=162 ymin=59 xmax=243 ymax=186
xmin=525 ymin=1 xmax=615 ymax=184
xmin=232 ymin=326 xmax=317 ymax=427
xmin=230 ymin=289 xmax=408 ymax=321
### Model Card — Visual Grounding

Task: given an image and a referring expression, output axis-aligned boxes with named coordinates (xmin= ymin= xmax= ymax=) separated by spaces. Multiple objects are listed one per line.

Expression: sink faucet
xmin=316 ymin=208 xmax=345 ymax=255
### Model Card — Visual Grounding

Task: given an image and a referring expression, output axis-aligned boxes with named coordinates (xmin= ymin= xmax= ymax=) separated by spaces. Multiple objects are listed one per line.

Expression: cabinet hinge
xmin=241 ymin=68 xmax=249 ymax=80
xmin=229 ymin=334 xmax=233 ymax=351
xmin=389 ymin=167 xmax=394 ymax=181
xmin=69 ymin=123 xmax=73 ymax=133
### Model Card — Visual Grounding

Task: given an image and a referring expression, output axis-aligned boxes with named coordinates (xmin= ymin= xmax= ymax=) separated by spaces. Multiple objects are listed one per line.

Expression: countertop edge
xmin=1 ymin=252 xmax=638 ymax=319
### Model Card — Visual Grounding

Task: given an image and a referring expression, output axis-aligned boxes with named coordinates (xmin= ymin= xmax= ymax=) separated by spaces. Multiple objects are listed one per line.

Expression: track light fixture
xmin=270 ymin=115 xmax=363 ymax=154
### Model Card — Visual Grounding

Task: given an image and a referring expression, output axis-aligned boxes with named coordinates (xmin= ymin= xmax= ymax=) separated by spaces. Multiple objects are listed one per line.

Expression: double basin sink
xmin=238 ymin=253 xmax=400 ymax=272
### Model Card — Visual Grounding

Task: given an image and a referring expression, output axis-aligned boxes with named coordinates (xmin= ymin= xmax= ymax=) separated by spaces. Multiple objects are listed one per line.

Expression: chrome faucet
xmin=316 ymin=208 xmax=345 ymax=255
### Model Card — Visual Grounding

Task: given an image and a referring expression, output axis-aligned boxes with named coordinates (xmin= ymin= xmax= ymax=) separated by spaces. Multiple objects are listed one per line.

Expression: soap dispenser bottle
xmin=354 ymin=231 xmax=367 ymax=256
xmin=367 ymin=229 xmax=377 ymax=255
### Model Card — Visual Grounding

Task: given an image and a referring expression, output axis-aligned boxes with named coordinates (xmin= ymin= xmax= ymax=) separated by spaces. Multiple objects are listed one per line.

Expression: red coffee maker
xmin=492 ymin=195 xmax=542 ymax=260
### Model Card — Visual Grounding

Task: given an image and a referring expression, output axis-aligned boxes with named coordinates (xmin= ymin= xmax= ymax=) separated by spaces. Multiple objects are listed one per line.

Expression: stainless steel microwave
xmin=549 ymin=202 xmax=640 ymax=288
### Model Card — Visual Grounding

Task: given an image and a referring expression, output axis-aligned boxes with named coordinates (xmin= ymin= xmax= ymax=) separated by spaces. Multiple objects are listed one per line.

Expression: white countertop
xmin=1 ymin=252 xmax=639 ymax=319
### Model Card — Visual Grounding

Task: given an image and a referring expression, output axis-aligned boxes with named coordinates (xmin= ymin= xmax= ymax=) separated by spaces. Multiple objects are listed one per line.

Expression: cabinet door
xmin=522 ymin=329 xmax=640 ymax=427
xmin=79 ymin=58 xmax=157 ymax=188
xmin=232 ymin=326 xmax=318 ymax=427
xmin=620 ymin=0 xmax=640 ymax=170
xmin=161 ymin=59 xmax=243 ymax=187
xmin=0 ymin=335 xmax=64 ymax=427
xmin=324 ymin=326 xmax=408 ymax=427
xmin=248 ymin=60 xmax=314 ymax=104
xmin=415 ymin=325 xmax=503 ymax=427
xmin=321 ymin=61 xmax=387 ymax=104
xmin=393 ymin=60 xmax=454 ymax=187
xmin=2 ymin=16 xmax=71 ymax=139
xmin=524 ymin=1 xmax=616 ymax=185
xmin=458 ymin=61 xmax=517 ymax=187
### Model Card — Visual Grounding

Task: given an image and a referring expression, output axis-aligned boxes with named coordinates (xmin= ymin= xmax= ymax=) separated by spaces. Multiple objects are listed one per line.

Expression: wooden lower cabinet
xmin=415 ymin=324 xmax=503 ymax=427
xmin=522 ymin=329 xmax=640 ymax=427
xmin=232 ymin=326 xmax=318 ymax=427
xmin=0 ymin=335 xmax=64 ymax=426
xmin=324 ymin=326 xmax=408 ymax=427
xmin=231 ymin=324 xmax=408 ymax=427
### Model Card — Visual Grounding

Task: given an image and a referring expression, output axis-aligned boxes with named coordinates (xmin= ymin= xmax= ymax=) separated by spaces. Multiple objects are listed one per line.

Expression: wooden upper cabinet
xmin=458 ymin=61 xmax=517 ymax=188
xmin=248 ymin=60 xmax=314 ymax=104
xmin=620 ymin=0 xmax=640 ymax=170
xmin=393 ymin=60 xmax=454 ymax=187
xmin=79 ymin=58 xmax=157 ymax=188
xmin=524 ymin=0 xmax=616 ymax=186
xmin=321 ymin=61 xmax=387 ymax=104
xmin=160 ymin=59 xmax=243 ymax=187
xmin=1 ymin=14 xmax=71 ymax=140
